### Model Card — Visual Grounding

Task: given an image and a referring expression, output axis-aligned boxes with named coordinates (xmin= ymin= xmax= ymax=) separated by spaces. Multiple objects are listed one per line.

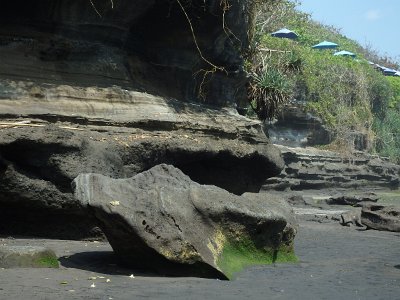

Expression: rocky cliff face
xmin=0 ymin=1 xmax=284 ymax=238
xmin=263 ymin=145 xmax=400 ymax=191
xmin=267 ymin=101 xmax=332 ymax=147
xmin=0 ymin=0 xmax=251 ymax=105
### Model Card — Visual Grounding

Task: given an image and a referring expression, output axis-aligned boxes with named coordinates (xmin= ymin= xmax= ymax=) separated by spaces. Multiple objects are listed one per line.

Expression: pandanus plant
xmin=248 ymin=67 xmax=293 ymax=120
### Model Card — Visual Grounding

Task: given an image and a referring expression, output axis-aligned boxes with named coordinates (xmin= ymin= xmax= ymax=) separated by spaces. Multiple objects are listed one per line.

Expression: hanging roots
xmin=89 ymin=0 xmax=114 ymax=17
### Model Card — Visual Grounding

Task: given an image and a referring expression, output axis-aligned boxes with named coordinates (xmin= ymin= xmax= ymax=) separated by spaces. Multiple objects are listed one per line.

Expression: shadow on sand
xmin=59 ymin=251 xmax=157 ymax=277
xmin=59 ymin=250 xmax=227 ymax=279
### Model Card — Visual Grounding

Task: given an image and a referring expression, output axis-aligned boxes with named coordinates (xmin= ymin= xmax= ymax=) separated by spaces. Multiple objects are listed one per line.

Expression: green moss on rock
xmin=216 ymin=236 xmax=297 ymax=280
xmin=0 ymin=246 xmax=59 ymax=269
xmin=36 ymin=253 xmax=59 ymax=268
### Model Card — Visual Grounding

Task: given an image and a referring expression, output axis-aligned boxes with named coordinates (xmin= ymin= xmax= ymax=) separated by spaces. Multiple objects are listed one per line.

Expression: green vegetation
xmin=377 ymin=77 xmax=400 ymax=163
xmin=248 ymin=0 xmax=400 ymax=160
xmin=374 ymin=110 xmax=400 ymax=163
xmin=37 ymin=256 xmax=59 ymax=268
xmin=36 ymin=254 xmax=59 ymax=268
xmin=248 ymin=67 xmax=294 ymax=120
xmin=216 ymin=236 xmax=297 ymax=280
xmin=387 ymin=77 xmax=400 ymax=109
xmin=0 ymin=248 xmax=59 ymax=269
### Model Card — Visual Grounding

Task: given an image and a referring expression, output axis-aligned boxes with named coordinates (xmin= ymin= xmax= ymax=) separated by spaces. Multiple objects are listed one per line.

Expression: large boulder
xmin=73 ymin=164 xmax=297 ymax=279
xmin=326 ymin=194 xmax=379 ymax=206
xmin=361 ymin=204 xmax=400 ymax=232
xmin=340 ymin=209 xmax=363 ymax=227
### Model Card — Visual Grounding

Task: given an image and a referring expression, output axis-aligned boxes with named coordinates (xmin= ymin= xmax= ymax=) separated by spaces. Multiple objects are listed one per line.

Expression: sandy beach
xmin=1 ymin=218 xmax=399 ymax=300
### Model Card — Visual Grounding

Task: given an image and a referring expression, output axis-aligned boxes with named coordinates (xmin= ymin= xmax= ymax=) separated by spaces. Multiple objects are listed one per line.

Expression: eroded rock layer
xmin=0 ymin=0 xmax=252 ymax=105
xmin=263 ymin=145 xmax=400 ymax=191
xmin=0 ymin=96 xmax=283 ymax=237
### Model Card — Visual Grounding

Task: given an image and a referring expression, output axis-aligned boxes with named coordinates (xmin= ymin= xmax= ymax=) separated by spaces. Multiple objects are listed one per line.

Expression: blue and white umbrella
xmin=312 ymin=41 xmax=338 ymax=49
xmin=374 ymin=64 xmax=385 ymax=71
xmin=372 ymin=64 xmax=399 ymax=76
xmin=334 ymin=50 xmax=356 ymax=58
xmin=271 ymin=28 xmax=299 ymax=40
xmin=382 ymin=67 xmax=397 ymax=76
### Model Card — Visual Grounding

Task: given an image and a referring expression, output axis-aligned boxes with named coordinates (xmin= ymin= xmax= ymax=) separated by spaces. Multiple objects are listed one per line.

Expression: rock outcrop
xmin=0 ymin=98 xmax=282 ymax=238
xmin=267 ymin=101 xmax=332 ymax=147
xmin=0 ymin=246 xmax=58 ymax=268
xmin=361 ymin=204 xmax=400 ymax=232
xmin=326 ymin=194 xmax=379 ymax=206
xmin=340 ymin=209 xmax=363 ymax=227
xmin=0 ymin=1 xmax=283 ymax=238
xmin=73 ymin=164 xmax=298 ymax=279
xmin=267 ymin=101 xmax=368 ymax=151
xmin=263 ymin=145 xmax=400 ymax=191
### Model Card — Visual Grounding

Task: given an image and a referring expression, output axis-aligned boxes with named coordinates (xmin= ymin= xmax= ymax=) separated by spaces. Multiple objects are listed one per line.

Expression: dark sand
xmin=1 ymin=220 xmax=399 ymax=300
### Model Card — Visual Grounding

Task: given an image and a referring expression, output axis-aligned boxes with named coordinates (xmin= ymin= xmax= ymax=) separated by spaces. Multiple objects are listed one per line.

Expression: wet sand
xmin=1 ymin=220 xmax=399 ymax=300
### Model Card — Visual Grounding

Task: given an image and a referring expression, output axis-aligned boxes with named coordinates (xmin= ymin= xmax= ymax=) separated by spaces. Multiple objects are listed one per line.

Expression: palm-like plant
xmin=248 ymin=68 xmax=293 ymax=120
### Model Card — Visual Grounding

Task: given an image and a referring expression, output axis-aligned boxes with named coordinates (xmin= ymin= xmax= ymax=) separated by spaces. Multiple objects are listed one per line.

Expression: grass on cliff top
xmin=250 ymin=0 xmax=400 ymax=160
xmin=216 ymin=236 xmax=297 ymax=280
